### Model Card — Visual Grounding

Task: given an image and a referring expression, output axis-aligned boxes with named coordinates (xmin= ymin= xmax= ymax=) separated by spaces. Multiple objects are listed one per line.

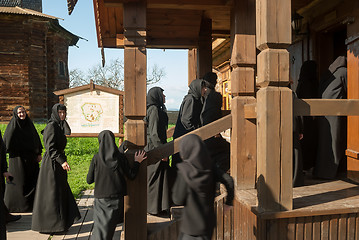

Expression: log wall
xmin=0 ymin=14 xmax=72 ymax=122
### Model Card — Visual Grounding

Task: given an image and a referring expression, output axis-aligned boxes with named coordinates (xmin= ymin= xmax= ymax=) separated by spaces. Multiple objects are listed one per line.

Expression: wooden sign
xmin=54 ymin=81 xmax=124 ymax=137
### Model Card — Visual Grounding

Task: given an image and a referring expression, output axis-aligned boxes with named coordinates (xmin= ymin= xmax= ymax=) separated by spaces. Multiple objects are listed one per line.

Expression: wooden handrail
xmin=294 ymin=99 xmax=359 ymax=116
xmin=146 ymin=114 xmax=232 ymax=165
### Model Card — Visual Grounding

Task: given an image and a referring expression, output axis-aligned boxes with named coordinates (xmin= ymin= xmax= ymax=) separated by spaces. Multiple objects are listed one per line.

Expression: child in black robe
xmin=87 ymin=130 xmax=147 ymax=240
xmin=172 ymin=134 xmax=234 ymax=240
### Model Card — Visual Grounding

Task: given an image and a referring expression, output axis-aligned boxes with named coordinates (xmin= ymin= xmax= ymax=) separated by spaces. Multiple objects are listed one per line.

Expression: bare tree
xmin=69 ymin=58 xmax=165 ymax=90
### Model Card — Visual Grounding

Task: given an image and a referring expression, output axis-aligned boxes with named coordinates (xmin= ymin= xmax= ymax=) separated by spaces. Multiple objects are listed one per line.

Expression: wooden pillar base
xmin=231 ymin=96 xmax=257 ymax=190
xmin=256 ymin=87 xmax=292 ymax=211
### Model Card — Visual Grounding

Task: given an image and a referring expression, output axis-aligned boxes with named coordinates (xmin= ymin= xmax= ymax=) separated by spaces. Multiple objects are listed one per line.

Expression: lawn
xmin=1 ymin=123 xmax=175 ymax=199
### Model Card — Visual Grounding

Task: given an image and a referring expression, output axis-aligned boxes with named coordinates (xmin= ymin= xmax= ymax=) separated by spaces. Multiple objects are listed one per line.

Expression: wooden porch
xmin=9 ymin=180 xmax=359 ymax=239
xmin=60 ymin=0 xmax=359 ymax=239
xmin=6 ymin=190 xmax=177 ymax=240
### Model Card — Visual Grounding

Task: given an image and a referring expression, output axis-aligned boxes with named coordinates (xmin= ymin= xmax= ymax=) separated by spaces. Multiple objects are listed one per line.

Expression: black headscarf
xmin=49 ymin=103 xmax=71 ymax=135
xmin=188 ymin=79 xmax=204 ymax=100
xmin=178 ymin=134 xmax=214 ymax=197
xmin=3 ymin=106 xmax=42 ymax=154
xmin=97 ymin=130 xmax=120 ymax=171
xmin=147 ymin=87 xmax=166 ymax=111
xmin=202 ymin=72 xmax=218 ymax=90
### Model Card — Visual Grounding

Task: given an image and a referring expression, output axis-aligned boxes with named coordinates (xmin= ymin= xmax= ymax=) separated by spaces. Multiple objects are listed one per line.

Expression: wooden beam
xmin=123 ymin=2 xmax=147 ymax=240
xmin=197 ymin=17 xmax=212 ymax=79
xmin=294 ymin=99 xmax=359 ymax=116
xmin=146 ymin=114 xmax=232 ymax=165
xmin=104 ymin=0 xmax=227 ymax=6
xmin=244 ymin=103 xmax=256 ymax=119
xmin=188 ymin=49 xmax=197 ymax=84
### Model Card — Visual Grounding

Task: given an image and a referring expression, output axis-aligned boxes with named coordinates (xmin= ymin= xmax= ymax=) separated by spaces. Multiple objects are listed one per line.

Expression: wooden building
xmin=0 ymin=1 xmax=79 ymax=122
xmin=68 ymin=0 xmax=359 ymax=239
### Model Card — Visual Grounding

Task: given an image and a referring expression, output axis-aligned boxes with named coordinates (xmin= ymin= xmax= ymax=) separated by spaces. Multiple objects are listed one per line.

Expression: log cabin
xmin=68 ymin=0 xmax=359 ymax=239
xmin=0 ymin=0 xmax=79 ymax=122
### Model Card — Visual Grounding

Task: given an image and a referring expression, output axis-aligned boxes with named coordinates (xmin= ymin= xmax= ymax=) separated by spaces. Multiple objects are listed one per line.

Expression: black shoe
xmin=6 ymin=214 xmax=21 ymax=223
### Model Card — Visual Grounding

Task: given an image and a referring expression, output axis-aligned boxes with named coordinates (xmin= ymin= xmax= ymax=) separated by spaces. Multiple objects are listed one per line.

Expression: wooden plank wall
xmin=0 ymin=14 xmax=72 ymax=121
xmin=147 ymin=220 xmax=181 ymax=240
xmin=232 ymin=200 xmax=359 ymax=240
xmin=0 ymin=15 xmax=31 ymax=121
xmin=46 ymin=31 xmax=71 ymax=119
xmin=213 ymin=194 xmax=234 ymax=240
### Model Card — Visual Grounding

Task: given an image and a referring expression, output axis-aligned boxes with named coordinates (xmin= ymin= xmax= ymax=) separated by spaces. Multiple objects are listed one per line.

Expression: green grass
xmin=1 ymin=123 xmax=176 ymax=199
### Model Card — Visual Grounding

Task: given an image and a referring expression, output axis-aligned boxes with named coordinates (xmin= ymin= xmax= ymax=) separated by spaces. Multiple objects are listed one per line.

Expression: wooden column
xmin=197 ymin=17 xmax=212 ymax=79
xmin=123 ymin=2 xmax=147 ymax=239
xmin=256 ymin=0 xmax=292 ymax=211
xmin=188 ymin=48 xmax=198 ymax=84
xmin=230 ymin=0 xmax=257 ymax=192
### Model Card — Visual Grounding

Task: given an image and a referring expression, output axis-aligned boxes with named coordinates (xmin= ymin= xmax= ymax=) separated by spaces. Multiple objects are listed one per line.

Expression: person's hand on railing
xmin=134 ymin=150 xmax=147 ymax=163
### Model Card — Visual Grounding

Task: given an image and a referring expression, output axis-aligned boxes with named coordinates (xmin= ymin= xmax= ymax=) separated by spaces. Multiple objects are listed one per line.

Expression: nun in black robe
xmin=87 ymin=130 xmax=146 ymax=240
xmin=296 ymin=60 xmax=319 ymax=170
xmin=144 ymin=87 xmax=170 ymax=215
xmin=32 ymin=103 xmax=80 ymax=233
xmin=3 ymin=106 xmax=43 ymax=212
xmin=201 ymin=72 xmax=230 ymax=172
xmin=172 ymin=134 xmax=234 ymax=240
xmin=172 ymin=79 xmax=205 ymax=165
xmin=315 ymin=56 xmax=347 ymax=179
xmin=1 ymin=131 xmax=8 ymax=240
xmin=170 ymin=79 xmax=205 ymax=192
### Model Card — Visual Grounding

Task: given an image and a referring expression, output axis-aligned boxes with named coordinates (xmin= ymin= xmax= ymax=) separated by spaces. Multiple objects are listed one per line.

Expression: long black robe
xmin=32 ymin=104 xmax=80 ymax=233
xmin=201 ymin=87 xmax=230 ymax=172
xmin=144 ymin=87 xmax=170 ymax=215
xmin=172 ymin=79 xmax=204 ymax=166
xmin=3 ymin=106 xmax=42 ymax=212
xmin=0 ymin=131 xmax=7 ymax=240
xmin=172 ymin=134 xmax=234 ymax=239
xmin=292 ymin=93 xmax=304 ymax=187
xmin=315 ymin=56 xmax=347 ymax=179
xmin=87 ymin=130 xmax=140 ymax=240
xmin=296 ymin=60 xmax=319 ymax=170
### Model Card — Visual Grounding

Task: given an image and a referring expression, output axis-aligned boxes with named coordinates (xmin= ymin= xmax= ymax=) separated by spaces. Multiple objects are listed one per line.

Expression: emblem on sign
xmin=81 ymin=103 xmax=103 ymax=122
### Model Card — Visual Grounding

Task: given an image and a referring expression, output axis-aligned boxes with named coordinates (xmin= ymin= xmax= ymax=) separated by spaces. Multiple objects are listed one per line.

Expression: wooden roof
xmin=53 ymin=81 xmax=124 ymax=96
xmin=93 ymin=0 xmax=232 ymax=49
xmin=90 ymin=0 xmax=319 ymax=50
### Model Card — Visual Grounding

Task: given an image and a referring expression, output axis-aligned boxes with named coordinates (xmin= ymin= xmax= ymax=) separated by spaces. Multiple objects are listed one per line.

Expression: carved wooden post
xmin=188 ymin=48 xmax=198 ymax=84
xmin=197 ymin=17 xmax=212 ymax=79
xmin=256 ymin=0 xmax=292 ymax=211
xmin=230 ymin=0 xmax=257 ymax=193
xmin=123 ymin=2 xmax=147 ymax=239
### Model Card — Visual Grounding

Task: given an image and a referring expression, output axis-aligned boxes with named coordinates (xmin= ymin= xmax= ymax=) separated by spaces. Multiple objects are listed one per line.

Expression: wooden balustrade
xmin=146 ymin=114 xmax=232 ymax=165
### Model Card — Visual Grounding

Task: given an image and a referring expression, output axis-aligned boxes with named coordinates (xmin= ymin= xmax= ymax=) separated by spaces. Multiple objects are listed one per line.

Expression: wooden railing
xmin=146 ymin=114 xmax=232 ymax=165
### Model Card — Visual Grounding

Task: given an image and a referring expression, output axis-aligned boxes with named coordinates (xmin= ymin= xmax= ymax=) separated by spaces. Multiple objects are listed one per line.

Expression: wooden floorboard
xmin=239 ymin=180 xmax=359 ymax=219
xmin=6 ymin=189 xmax=172 ymax=240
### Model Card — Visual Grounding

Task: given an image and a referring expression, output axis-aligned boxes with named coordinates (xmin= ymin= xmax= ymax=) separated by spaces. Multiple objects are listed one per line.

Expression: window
xmin=59 ymin=60 xmax=66 ymax=77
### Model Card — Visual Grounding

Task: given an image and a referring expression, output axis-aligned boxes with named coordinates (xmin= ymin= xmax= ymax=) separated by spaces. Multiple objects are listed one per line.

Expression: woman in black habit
xmin=172 ymin=134 xmax=234 ymax=240
xmin=3 ymin=106 xmax=43 ymax=212
xmin=32 ymin=103 xmax=80 ymax=233
xmin=144 ymin=87 xmax=170 ymax=216
xmin=296 ymin=60 xmax=319 ymax=171
xmin=201 ymin=72 xmax=230 ymax=172
xmin=170 ymin=79 xmax=206 ymax=193
xmin=87 ymin=130 xmax=147 ymax=240
xmin=1 ymin=131 xmax=10 ymax=240
xmin=172 ymin=79 xmax=206 ymax=166
xmin=315 ymin=56 xmax=347 ymax=179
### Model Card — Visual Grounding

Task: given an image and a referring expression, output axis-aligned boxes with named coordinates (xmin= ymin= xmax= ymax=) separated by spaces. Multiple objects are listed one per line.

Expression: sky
xmin=43 ymin=1 xmax=188 ymax=110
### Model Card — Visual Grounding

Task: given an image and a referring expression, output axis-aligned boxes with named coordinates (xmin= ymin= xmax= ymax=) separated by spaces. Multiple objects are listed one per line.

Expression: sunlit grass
xmin=1 ymin=123 xmax=176 ymax=199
